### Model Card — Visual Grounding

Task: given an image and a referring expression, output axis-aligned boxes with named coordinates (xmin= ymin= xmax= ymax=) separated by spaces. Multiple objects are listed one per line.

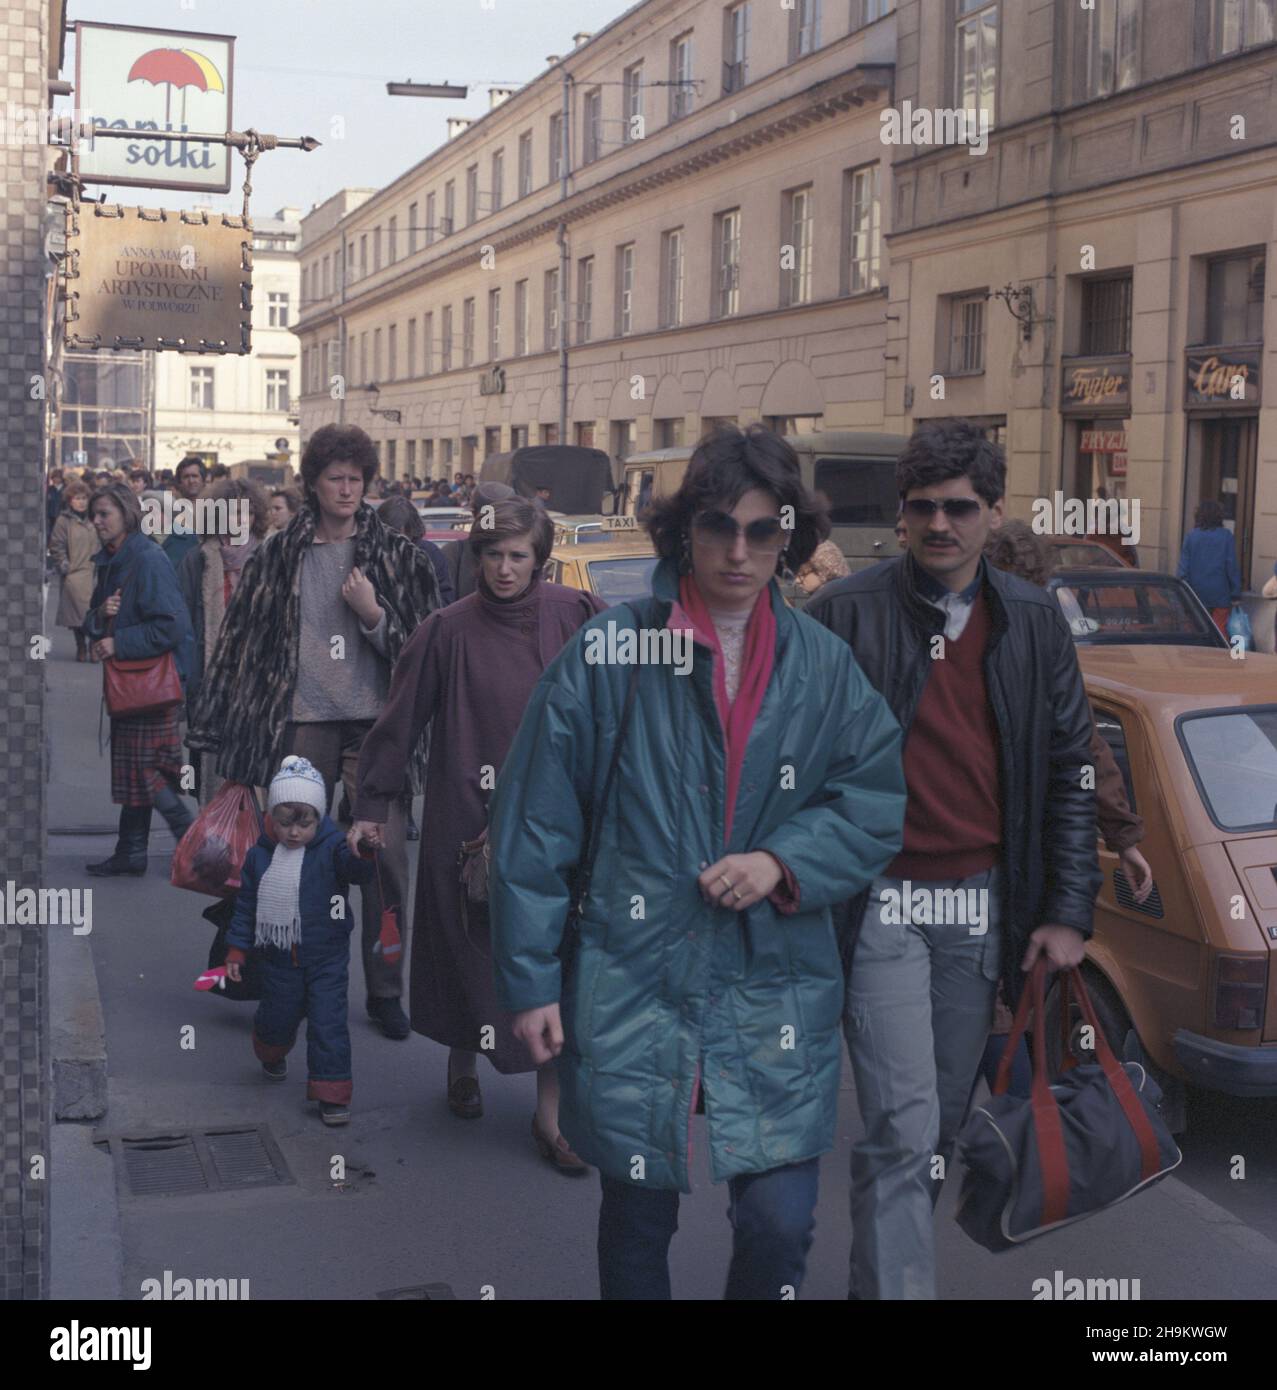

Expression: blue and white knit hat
xmin=267 ymin=755 xmax=327 ymax=815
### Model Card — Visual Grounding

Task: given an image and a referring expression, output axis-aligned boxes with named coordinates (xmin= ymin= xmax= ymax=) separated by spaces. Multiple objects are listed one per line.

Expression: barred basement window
xmin=949 ymin=293 xmax=986 ymax=374
xmin=1082 ymin=275 xmax=1132 ymax=355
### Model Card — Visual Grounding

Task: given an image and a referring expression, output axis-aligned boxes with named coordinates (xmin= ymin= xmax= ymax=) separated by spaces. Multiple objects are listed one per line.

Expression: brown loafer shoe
xmin=531 ymin=1116 xmax=589 ymax=1176
xmin=447 ymin=1074 xmax=483 ymax=1119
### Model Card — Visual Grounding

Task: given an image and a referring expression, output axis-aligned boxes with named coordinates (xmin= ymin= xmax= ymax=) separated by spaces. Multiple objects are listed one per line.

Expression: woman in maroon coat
xmin=351 ymin=499 xmax=606 ymax=1172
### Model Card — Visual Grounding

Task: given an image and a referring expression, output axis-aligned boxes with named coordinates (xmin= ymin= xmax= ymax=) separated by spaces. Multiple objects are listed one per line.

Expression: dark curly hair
xmin=299 ymin=424 xmax=379 ymax=498
xmin=897 ymin=419 xmax=1006 ymax=508
xmin=644 ymin=424 xmax=829 ymax=570
xmin=1194 ymin=498 xmax=1224 ymax=530
xmin=983 ymin=518 xmax=1053 ymax=588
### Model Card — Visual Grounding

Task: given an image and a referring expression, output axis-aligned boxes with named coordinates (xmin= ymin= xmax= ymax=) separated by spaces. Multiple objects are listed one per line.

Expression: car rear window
xmin=1052 ymin=580 xmax=1221 ymax=644
xmin=1180 ymin=708 xmax=1277 ymax=832
xmin=1050 ymin=542 xmax=1124 ymax=568
xmin=814 ymin=458 xmax=897 ymax=526
xmin=586 ymin=557 xmax=659 ymax=606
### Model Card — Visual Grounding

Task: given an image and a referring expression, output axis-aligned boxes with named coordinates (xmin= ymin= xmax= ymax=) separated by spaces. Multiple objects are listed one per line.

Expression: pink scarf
xmin=672 ymin=575 xmax=777 ymax=846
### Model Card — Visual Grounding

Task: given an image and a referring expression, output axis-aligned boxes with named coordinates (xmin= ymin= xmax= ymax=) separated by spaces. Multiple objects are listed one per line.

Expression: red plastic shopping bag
xmin=371 ymin=854 xmax=401 ymax=964
xmin=171 ymin=781 xmax=264 ymax=898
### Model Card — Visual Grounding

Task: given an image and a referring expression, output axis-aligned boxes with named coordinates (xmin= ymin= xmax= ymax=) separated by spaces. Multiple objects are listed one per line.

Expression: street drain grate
xmin=123 ymin=1135 xmax=205 ymax=1196
xmin=95 ymin=1126 xmax=294 ymax=1199
xmin=206 ymin=1128 xmax=285 ymax=1188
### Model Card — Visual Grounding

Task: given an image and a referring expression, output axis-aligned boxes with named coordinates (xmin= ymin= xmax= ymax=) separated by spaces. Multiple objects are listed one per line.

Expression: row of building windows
xmin=298 ymin=0 xmax=1276 ymax=317
xmin=322 ymin=250 xmax=1257 ymax=391
xmin=939 ymin=248 xmax=1265 ymax=376
xmin=299 ymin=1 xmax=899 ymax=309
xmin=302 ymin=166 xmax=881 ymax=394
xmin=187 ymin=367 xmax=291 ymax=413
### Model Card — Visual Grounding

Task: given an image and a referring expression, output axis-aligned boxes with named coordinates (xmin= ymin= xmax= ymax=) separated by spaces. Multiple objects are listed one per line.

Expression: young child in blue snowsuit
xmin=225 ymin=755 xmax=374 ymax=1126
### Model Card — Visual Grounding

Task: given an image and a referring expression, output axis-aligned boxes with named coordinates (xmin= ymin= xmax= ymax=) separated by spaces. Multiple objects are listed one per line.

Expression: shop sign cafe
xmin=1186 ymin=346 xmax=1260 ymax=405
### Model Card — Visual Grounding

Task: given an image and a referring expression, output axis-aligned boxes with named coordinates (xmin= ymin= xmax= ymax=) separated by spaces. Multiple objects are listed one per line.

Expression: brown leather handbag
xmin=101 ymin=565 xmax=184 ymax=718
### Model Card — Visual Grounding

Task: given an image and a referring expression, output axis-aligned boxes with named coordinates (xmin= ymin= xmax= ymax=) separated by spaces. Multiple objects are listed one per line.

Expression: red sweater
xmin=889 ymin=590 xmax=1002 ymax=881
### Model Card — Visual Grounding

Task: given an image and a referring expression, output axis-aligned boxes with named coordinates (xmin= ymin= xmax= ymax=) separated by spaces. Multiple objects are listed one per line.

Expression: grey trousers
xmin=844 ymin=866 xmax=1003 ymax=1300
xmin=282 ymin=720 xmax=409 ymax=1001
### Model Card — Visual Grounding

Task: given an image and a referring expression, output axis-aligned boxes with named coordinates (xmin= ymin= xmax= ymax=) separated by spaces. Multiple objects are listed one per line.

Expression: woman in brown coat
xmin=49 ymin=480 xmax=100 ymax=661
xmin=350 ymin=499 xmax=606 ymax=1173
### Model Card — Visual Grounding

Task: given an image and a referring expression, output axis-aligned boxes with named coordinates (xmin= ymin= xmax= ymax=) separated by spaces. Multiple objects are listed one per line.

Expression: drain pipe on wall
xmin=558 ymin=66 xmax=572 ymax=445
xmin=558 ymin=220 xmax=570 ymax=444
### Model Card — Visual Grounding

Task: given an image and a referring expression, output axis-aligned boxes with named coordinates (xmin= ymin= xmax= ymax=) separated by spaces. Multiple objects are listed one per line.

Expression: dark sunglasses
xmin=692 ymin=510 xmax=787 ymax=552
xmin=901 ymin=497 xmax=983 ymax=522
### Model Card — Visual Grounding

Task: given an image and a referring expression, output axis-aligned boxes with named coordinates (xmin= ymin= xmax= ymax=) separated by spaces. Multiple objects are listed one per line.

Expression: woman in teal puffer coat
xmin=489 ymin=426 xmax=906 ymax=1300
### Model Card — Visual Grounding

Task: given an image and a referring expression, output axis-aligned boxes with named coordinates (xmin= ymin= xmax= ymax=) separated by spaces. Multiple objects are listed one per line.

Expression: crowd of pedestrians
xmin=40 ymin=421 xmax=1233 ymax=1299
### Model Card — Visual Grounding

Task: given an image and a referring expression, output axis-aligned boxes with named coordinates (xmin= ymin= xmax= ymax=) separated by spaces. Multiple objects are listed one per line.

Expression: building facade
xmin=151 ymin=207 xmax=303 ymax=472
xmin=298 ymin=0 xmax=901 ymax=478
xmin=297 ymin=0 xmax=1277 ymax=585
xmin=888 ymin=0 xmax=1277 ymax=583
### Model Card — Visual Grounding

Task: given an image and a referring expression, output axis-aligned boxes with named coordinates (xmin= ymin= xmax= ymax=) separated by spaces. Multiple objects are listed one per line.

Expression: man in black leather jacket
xmin=807 ymin=419 xmax=1100 ymax=1300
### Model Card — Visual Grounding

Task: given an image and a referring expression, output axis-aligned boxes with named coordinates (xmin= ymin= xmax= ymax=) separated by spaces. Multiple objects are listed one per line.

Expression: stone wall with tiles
xmin=1 ymin=0 xmax=52 ymax=1300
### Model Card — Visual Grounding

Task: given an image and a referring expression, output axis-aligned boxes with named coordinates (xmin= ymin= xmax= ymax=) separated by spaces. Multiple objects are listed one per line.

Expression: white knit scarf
xmin=254 ymin=841 xmax=306 ymax=950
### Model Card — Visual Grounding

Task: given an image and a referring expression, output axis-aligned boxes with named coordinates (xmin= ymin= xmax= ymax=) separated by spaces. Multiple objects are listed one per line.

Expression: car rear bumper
xmin=1172 ymin=1029 xmax=1277 ymax=1096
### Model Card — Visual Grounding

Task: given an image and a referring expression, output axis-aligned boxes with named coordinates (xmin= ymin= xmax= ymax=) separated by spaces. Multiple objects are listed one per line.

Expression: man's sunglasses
xmin=901 ymin=497 xmax=983 ymax=522
xmin=692 ymin=510 xmax=787 ymax=552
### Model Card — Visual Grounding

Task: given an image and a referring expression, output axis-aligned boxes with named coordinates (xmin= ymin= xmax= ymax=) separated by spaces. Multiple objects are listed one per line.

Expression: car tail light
xmin=1213 ymin=955 xmax=1268 ymax=1031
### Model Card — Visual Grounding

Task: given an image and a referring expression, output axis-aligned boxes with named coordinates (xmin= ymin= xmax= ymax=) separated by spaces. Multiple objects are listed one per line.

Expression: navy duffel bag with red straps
xmin=956 ymin=958 xmax=1182 ymax=1251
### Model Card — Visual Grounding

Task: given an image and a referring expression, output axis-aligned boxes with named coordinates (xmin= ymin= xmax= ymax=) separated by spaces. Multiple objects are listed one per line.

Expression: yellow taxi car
xmin=545 ymin=535 xmax=658 ymax=608
xmin=1048 ymin=643 xmax=1277 ymax=1127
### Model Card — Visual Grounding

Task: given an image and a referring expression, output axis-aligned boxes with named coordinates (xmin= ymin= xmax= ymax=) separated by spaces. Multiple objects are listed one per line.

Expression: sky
xmin=60 ymin=0 xmax=637 ymax=220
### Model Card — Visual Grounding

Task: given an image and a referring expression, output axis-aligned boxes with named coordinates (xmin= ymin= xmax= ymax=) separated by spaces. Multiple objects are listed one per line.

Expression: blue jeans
xmin=844 ymin=867 xmax=1003 ymax=1300
xmin=598 ymin=1159 xmax=820 ymax=1300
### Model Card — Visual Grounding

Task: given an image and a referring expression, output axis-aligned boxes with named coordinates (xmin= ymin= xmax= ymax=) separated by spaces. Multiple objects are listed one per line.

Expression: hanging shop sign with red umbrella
xmin=75 ymin=22 xmax=234 ymax=194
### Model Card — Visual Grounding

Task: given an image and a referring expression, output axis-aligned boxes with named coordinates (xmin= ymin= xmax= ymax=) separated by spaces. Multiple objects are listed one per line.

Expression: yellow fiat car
xmin=1047 ymin=643 xmax=1277 ymax=1128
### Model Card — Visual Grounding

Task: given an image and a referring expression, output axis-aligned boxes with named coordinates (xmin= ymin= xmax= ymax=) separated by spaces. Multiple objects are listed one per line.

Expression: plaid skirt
xmin=110 ymin=707 xmax=184 ymax=807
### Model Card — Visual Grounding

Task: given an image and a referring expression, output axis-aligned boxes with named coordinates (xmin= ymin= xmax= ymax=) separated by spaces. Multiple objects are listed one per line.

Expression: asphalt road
xmin=42 ymin=590 xmax=1277 ymax=1299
